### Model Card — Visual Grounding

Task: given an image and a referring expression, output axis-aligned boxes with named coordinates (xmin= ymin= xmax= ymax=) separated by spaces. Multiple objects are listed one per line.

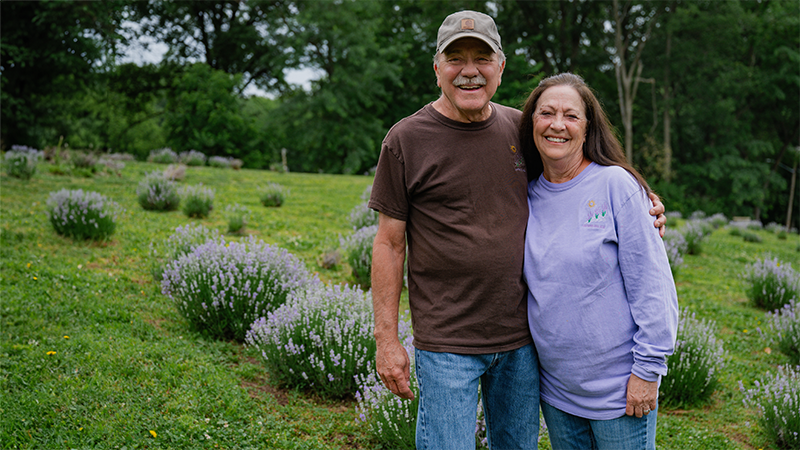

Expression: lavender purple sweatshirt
xmin=523 ymin=162 xmax=678 ymax=420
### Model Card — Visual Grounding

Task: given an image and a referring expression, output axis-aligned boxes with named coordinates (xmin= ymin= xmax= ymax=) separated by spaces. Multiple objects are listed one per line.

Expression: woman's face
xmin=532 ymin=85 xmax=587 ymax=168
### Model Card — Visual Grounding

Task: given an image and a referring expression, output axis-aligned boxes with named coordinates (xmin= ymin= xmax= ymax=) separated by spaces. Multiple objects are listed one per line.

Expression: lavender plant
xmin=766 ymin=300 xmax=800 ymax=364
xmin=4 ymin=146 xmax=42 ymax=179
xmin=707 ymin=213 xmax=728 ymax=229
xmin=340 ymin=225 xmax=378 ymax=288
xmin=663 ymin=228 xmax=687 ymax=274
xmin=743 ymin=255 xmax=800 ymax=310
xmin=208 ymin=156 xmax=232 ymax=168
xmin=225 ymin=203 xmax=250 ymax=234
xmin=682 ymin=219 xmax=711 ymax=255
xmin=180 ymin=184 xmax=215 ymax=218
xmin=260 ymin=182 xmax=286 ymax=207
xmin=46 ymin=189 xmax=120 ymax=240
xmin=348 ymin=202 xmax=378 ymax=230
xmin=163 ymin=163 xmax=187 ymax=181
xmin=150 ymin=224 xmax=222 ymax=281
xmin=230 ymin=158 xmax=243 ymax=170
xmin=765 ymin=222 xmax=783 ymax=234
xmin=179 ymin=149 xmax=207 ymax=166
xmin=147 ymin=147 xmax=178 ymax=164
xmin=162 ymin=236 xmax=313 ymax=342
xmin=246 ymin=283 xmax=372 ymax=399
xmin=742 ymin=232 xmax=763 ymax=243
xmin=354 ymin=317 xmax=489 ymax=449
xmin=741 ymin=365 xmax=800 ymax=449
xmin=137 ymin=171 xmax=180 ymax=211
xmin=355 ymin=317 xmax=418 ymax=449
xmin=660 ymin=308 xmax=725 ymax=407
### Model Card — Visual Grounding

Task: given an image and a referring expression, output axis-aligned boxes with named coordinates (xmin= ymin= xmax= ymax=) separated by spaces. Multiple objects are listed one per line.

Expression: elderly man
xmin=369 ymin=10 xmax=663 ymax=449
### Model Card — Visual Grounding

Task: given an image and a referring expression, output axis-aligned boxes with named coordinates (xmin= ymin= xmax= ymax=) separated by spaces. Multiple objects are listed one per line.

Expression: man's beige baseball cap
xmin=436 ymin=10 xmax=502 ymax=54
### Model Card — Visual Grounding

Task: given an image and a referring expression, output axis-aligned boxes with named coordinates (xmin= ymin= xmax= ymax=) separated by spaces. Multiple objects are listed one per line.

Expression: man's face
xmin=434 ymin=37 xmax=504 ymax=123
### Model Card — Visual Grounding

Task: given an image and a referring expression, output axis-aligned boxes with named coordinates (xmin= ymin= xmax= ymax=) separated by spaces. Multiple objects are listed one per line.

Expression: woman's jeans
xmin=541 ymin=401 xmax=657 ymax=450
xmin=414 ymin=343 xmax=540 ymax=450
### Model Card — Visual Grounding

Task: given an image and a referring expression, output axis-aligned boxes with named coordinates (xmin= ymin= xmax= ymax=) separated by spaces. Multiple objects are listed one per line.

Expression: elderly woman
xmin=518 ymin=73 xmax=678 ymax=450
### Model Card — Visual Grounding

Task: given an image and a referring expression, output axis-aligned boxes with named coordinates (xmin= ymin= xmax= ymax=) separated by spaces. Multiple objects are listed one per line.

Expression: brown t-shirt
xmin=369 ymin=102 xmax=531 ymax=354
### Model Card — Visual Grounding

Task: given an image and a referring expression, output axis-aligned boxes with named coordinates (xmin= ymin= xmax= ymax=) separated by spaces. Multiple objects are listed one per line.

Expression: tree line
xmin=1 ymin=0 xmax=798 ymax=225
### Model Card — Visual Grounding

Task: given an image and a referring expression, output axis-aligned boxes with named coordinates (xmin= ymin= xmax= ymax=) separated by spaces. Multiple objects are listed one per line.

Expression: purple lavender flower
xmin=742 ymin=365 xmax=800 ymax=448
xmin=743 ymin=255 xmax=800 ymax=311
xmin=46 ymin=189 xmax=120 ymax=240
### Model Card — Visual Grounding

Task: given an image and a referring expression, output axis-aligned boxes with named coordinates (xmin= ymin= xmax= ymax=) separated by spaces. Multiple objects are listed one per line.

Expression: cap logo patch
xmin=461 ymin=19 xmax=474 ymax=30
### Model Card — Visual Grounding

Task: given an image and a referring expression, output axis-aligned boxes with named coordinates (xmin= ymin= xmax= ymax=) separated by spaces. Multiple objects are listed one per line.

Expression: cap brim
xmin=437 ymin=32 xmax=500 ymax=55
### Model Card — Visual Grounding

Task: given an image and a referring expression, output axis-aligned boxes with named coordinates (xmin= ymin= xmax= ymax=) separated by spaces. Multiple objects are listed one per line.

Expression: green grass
xmin=1 ymin=161 xmax=799 ymax=449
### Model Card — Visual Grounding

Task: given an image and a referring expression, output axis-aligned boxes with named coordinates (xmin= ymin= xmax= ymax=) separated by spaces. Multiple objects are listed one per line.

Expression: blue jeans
xmin=541 ymin=401 xmax=657 ymax=450
xmin=415 ymin=343 xmax=540 ymax=450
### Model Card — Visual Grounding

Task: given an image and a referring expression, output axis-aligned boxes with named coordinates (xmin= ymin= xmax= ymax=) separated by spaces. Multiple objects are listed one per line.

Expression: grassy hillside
xmin=1 ymin=161 xmax=798 ymax=449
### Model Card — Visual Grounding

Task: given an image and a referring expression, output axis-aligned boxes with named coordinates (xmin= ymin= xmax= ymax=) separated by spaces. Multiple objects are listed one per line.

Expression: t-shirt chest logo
xmin=510 ymin=145 xmax=526 ymax=172
xmin=583 ymin=199 xmax=610 ymax=228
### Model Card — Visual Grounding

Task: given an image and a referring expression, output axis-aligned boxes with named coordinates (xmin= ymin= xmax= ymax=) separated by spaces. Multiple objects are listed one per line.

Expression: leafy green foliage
xmin=260 ymin=182 xmax=286 ymax=207
xmin=766 ymin=300 xmax=800 ymax=365
xmin=3 ymin=147 xmax=40 ymax=180
xmin=224 ymin=203 xmax=250 ymax=234
xmin=340 ymin=225 xmax=377 ymax=289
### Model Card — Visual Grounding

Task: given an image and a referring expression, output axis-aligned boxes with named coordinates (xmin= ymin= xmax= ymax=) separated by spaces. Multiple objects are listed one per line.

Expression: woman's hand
xmin=626 ymin=373 xmax=658 ymax=418
xmin=648 ymin=192 xmax=667 ymax=238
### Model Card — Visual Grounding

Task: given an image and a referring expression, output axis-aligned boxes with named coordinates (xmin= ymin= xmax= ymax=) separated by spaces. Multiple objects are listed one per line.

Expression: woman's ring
xmin=643 ymin=406 xmax=651 ymax=414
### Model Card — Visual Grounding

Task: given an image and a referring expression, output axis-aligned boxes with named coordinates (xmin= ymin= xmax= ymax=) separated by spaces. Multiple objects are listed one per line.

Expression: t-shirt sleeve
xmin=369 ymin=139 xmax=409 ymax=221
xmin=615 ymin=184 xmax=679 ymax=381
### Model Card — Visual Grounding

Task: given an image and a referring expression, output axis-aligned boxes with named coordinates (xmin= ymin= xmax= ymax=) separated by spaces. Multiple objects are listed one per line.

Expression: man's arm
xmin=371 ymin=213 xmax=414 ymax=400
xmin=648 ymin=192 xmax=667 ymax=237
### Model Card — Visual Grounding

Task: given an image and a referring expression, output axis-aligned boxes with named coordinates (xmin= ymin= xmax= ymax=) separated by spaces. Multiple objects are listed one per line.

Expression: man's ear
xmin=434 ymin=59 xmax=441 ymax=88
xmin=497 ymin=59 xmax=505 ymax=86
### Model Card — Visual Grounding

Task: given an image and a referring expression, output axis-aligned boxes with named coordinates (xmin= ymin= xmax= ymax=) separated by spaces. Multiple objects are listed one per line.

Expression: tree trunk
xmin=662 ymin=27 xmax=672 ymax=181
xmin=787 ymin=154 xmax=798 ymax=231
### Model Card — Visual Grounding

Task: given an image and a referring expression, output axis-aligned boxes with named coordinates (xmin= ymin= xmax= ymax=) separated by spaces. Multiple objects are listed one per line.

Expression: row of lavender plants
xmin=146 ymin=148 xmax=243 ymax=169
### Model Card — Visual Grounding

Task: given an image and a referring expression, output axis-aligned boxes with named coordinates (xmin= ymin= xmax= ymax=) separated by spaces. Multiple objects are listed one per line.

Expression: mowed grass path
xmin=1 ymin=161 xmax=798 ymax=449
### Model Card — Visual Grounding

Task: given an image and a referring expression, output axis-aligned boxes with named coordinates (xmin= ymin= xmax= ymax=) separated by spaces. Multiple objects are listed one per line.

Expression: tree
xmin=0 ymin=1 xmax=125 ymax=149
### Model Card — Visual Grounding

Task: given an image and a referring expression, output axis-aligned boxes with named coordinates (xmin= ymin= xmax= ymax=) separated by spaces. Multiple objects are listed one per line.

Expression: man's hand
xmin=648 ymin=192 xmax=667 ymax=238
xmin=376 ymin=338 xmax=415 ymax=400
xmin=625 ymin=373 xmax=658 ymax=418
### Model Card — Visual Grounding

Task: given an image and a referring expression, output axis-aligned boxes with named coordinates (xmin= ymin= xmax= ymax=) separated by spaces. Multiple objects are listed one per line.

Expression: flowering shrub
xmin=230 ymin=158 xmax=243 ymax=170
xmin=743 ymin=255 xmax=800 ymax=310
xmin=179 ymin=150 xmax=207 ymax=166
xmin=766 ymin=300 xmax=800 ymax=364
xmin=162 ymin=236 xmax=313 ymax=341
xmin=741 ymin=365 xmax=800 ymax=449
xmin=348 ymin=202 xmax=378 ymax=230
xmin=163 ymin=164 xmax=187 ymax=181
xmin=70 ymin=151 xmax=98 ymax=169
xmin=46 ymin=189 xmax=120 ymax=240
xmin=247 ymin=283 xmax=371 ymax=399
xmin=340 ymin=225 xmax=378 ymax=288
xmin=180 ymin=184 xmax=215 ymax=218
xmin=682 ymin=219 xmax=710 ymax=255
xmin=689 ymin=210 xmax=707 ymax=220
xmin=665 ymin=211 xmax=683 ymax=220
xmin=137 ymin=171 xmax=181 ymax=211
xmin=742 ymin=232 xmax=762 ymax=243
xmin=260 ymin=182 xmax=286 ymax=207
xmin=147 ymin=147 xmax=178 ymax=164
xmin=765 ymin=222 xmax=783 ymax=234
xmin=707 ymin=213 xmax=728 ymax=229
xmin=208 ymin=156 xmax=232 ymax=168
xmin=660 ymin=308 xmax=725 ymax=408
xmin=662 ymin=228 xmax=687 ymax=274
xmin=354 ymin=316 xmax=489 ymax=448
xmin=223 ymin=203 xmax=250 ymax=234
xmin=4 ymin=146 xmax=42 ymax=179
xmin=729 ymin=227 xmax=743 ymax=237
xmin=150 ymin=224 xmax=222 ymax=281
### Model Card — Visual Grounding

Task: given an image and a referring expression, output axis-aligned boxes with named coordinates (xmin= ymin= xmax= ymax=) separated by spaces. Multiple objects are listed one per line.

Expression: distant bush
xmin=180 ymin=184 xmax=214 ymax=218
xmin=246 ymin=283 xmax=373 ymax=399
xmin=765 ymin=299 xmax=800 ymax=365
xmin=765 ymin=222 xmax=783 ymax=234
xmin=340 ymin=225 xmax=378 ymax=288
xmin=660 ymin=308 xmax=725 ymax=408
xmin=70 ymin=151 xmax=98 ymax=170
xmin=665 ymin=211 xmax=683 ymax=220
xmin=4 ymin=146 xmax=42 ymax=179
xmin=224 ymin=203 xmax=250 ymax=234
xmin=743 ymin=255 xmax=800 ymax=311
xmin=162 ymin=237 xmax=313 ymax=342
xmin=137 ymin=171 xmax=180 ymax=211
xmin=747 ymin=223 xmax=763 ymax=231
xmin=682 ymin=220 xmax=711 ymax=255
xmin=663 ymin=228 xmax=687 ymax=274
xmin=707 ymin=213 xmax=728 ymax=229
xmin=742 ymin=232 xmax=762 ymax=243
xmin=260 ymin=182 xmax=286 ymax=207
xmin=689 ymin=210 xmax=707 ymax=220
xmin=147 ymin=147 xmax=178 ymax=164
xmin=179 ymin=150 xmax=207 ymax=166
xmin=163 ymin=164 xmax=187 ymax=181
xmin=230 ymin=158 xmax=243 ymax=170
xmin=46 ymin=189 xmax=120 ymax=240
xmin=729 ymin=227 xmax=743 ymax=237
xmin=741 ymin=365 xmax=800 ymax=449
xmin=208 ymin=156 xmax=232 ymax=168
xmin=778 ymin=230 xmax=788 ymax=240
xmin=150 ymin=224 xmax=222 ymax=281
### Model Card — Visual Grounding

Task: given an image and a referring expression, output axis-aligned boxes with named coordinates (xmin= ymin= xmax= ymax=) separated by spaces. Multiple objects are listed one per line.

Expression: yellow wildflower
xmin=46 ymin=351 xmax=56 ymax=356
xmin=149 ymin=430 xmax=157 ymax=438
xmin=63 ymin=336 xmax=69 ymax=339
